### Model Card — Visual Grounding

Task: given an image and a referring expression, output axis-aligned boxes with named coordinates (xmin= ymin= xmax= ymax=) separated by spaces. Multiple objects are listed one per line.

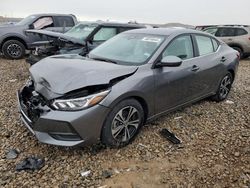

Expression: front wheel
xmin=101 ymin=99 xmax=144 ymax=148
xmin=212 ymin=72 xmax=233 ymax=102
xmin=2 ymin=40 xmax=26 ymax=59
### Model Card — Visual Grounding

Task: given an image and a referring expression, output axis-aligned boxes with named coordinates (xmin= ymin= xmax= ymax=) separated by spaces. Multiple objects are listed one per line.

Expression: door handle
xmin=220 ymin=56 xmax=227 ymax=62
xmin=191 ymin=65 xmax=200 ymax=72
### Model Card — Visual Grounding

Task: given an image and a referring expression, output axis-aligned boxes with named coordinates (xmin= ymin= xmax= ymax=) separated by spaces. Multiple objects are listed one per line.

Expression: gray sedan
xmin=17 ymin=28 xmax=239 ymax=147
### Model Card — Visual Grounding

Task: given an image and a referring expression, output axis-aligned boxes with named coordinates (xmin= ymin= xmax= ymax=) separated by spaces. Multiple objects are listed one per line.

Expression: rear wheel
xmin=101 ymin=99 xmax=144 ymax=148
xmin=2 ymin=40 xmax=26 ymax=59
xmin=242 ymin=54 xmax=249 ymax=59
xmin=212 ymin=72 xmax=233 ymax=102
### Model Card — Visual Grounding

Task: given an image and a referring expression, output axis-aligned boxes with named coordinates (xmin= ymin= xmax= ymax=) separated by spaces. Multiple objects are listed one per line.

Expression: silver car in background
xmin=204 ymin=26 xmax=250 ymax=59
xmin=17 ymin=28 xmax=239 ymax=147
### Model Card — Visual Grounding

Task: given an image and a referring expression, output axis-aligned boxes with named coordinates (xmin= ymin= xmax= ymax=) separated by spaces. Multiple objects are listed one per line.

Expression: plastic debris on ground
xmin=225 ymin=100 xmax=234 ymax=104
xmin=9 ymin=79 xmax=17 ymax=82
xmin=102 ymin=170 xmax=113 ymax=179
xmin=16 ymin=157 xmax=45 ymax=171
xmin=98 ymin=185 xmax=108 ymax=188
xmin=6 ymin=149 xmax=19 ymax=159
xmin=160 ymin=128 xmax=181 ymax=144
xmin=138 ymin=143 xmax=148 ymax=148
xmin=80 ymin=170 xmax=91 ymax=177
xmin=174 ymin=116 xmax=183 ymax=120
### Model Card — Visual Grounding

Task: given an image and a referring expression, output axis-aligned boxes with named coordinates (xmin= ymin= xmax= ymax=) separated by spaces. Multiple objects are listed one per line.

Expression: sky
xmin=1 ymin=0 xmax=250 ymax=26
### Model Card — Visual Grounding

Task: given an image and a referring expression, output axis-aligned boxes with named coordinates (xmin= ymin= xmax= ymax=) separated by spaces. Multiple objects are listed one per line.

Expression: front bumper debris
xmin=17 ymin=84 xmax=110 ymax=147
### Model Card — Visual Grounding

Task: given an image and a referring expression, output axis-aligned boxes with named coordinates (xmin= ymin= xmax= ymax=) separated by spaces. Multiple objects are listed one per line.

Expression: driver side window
xmin=162 ymin=35 xmax=194 ymax=60
xmin=33 ymin=17 xmax=54 ymax=29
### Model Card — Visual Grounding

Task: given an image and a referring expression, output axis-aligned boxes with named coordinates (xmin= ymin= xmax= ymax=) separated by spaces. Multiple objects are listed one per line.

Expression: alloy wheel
xmin=111 ymin=106 xmax=140 ymax=142
xmin=219 ymin=75 xmax=232 ymax=99
xmin=7 ymin=43 xmax=22 ymax=58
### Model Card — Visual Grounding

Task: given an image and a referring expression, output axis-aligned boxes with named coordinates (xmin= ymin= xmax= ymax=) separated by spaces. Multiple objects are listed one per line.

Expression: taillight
xmin=236 ymin=52 xmax=240 ymax=60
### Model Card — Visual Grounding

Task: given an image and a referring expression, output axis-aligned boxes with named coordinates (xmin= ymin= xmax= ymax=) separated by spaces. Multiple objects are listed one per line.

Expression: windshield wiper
xmin=91 ymin=57 xmax=117 ymax=64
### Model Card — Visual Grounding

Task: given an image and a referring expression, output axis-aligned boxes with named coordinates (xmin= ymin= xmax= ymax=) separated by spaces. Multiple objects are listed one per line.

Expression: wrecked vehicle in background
xmin=26 ymin=21 xmax=146 ymax=65
xmin=0 ymin=14 xmax=77 ymax=59
xmin=17 ymin=28 xmax=239 ymax=148
xmin=203 ymin=25 xmax=250 ymax=59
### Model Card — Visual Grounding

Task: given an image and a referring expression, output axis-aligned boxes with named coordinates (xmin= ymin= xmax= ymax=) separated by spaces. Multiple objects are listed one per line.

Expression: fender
xmin=0 ymin=33 xmax=28 ymax=49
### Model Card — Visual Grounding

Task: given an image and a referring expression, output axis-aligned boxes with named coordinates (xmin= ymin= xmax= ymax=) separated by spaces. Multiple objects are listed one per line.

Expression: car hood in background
xmin=26 ymin=29 xmax=86 ymax=46
xmin=30 ymin=54 xmax=138 ymax=99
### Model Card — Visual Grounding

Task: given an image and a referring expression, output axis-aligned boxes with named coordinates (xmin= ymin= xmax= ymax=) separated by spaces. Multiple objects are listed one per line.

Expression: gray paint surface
xmin=18 ymin=28 xmax=239 ymax=146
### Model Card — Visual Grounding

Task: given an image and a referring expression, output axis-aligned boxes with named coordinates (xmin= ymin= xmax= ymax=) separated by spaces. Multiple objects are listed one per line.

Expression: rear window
xmin=215 ymin=28 xmax=235 ymax=37
xmin=235 ymin=28 xmax=248 ymax=36
xmin=54 ymin=16 xmax=74 ymax=27
xmin=195 ymin=35 xmax=214 ymax=56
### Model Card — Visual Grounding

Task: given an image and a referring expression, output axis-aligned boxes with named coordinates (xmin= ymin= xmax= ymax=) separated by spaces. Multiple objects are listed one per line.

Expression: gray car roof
xmin=30 ymin=13 xmax=76 ymax=17
xmin=125 ymin=28 xmax=206 ymax=36
xmin=78 ymin=21 xmax=145 ymax=28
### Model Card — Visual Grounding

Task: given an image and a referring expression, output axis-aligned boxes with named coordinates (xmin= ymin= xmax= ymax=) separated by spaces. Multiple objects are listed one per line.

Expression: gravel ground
xmin=0 ymin=58 xmax=249 ymax=188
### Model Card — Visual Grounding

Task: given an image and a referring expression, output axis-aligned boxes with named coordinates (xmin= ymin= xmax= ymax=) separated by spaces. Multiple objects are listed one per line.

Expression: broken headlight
xmin=52 ymin=90 xmax=110 ymax=111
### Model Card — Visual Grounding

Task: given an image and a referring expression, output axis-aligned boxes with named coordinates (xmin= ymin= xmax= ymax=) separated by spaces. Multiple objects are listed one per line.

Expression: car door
xmin=88 ymin=27 xmax=118 ymax=51
xmin=154 ymin=34 xmax=202 ymax=113
xmin=192 ymin=34 xmax=225 ymax=95
xmin=27 ymin=16 xmax=55 ymax=42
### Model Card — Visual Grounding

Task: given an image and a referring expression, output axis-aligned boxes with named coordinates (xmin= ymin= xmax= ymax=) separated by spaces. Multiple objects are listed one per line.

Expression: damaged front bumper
xmin=17 ymin=88 xmax=110 ymax=147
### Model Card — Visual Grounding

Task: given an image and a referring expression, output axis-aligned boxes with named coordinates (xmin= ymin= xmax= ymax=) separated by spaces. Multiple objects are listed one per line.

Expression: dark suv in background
xmin=26 ymin=21 xmax=146 ymax=65
xmin=203 ymin=26 xmax=250 ymax=59
xmin=0 ymin=13 xmax=77 ymax=59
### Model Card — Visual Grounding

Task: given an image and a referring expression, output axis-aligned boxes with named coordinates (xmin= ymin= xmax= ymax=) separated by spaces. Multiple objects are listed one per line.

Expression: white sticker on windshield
xmin=142 ymin=37 xmax=162 ymax=43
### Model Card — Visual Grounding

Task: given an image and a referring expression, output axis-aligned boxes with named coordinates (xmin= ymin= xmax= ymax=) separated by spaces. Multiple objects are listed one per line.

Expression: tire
xmin=2 ymin=40 xmax=26 ymax=59
xmin=211 ymin=72 xmax=233 ymax=102
xmin=101 ymin=99 xmax=145 ymax=148
xmin=232 ymin=47 xmax=243 ymax=59
xmin=242 ymin=54 xmax=250 ymax=59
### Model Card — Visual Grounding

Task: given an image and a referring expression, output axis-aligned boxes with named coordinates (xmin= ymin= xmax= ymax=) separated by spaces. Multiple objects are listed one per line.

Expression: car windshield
xmin=64 ymin=23 xmax=97 ymax=40
xmin=89 ymin=33 xmax=165 ymax=65
xmin=16 ymin=15 xmax=37 ymax=25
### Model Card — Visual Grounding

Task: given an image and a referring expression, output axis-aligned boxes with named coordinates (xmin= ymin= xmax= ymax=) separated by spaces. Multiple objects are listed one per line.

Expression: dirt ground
xmin=0 ymin=58 xmax=249 ymax=188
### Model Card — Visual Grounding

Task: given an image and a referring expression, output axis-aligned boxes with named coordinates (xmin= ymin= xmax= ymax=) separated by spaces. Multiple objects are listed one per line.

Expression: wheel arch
xmin=106 ymin=93 xmax=149 ymax=123
xmin=228 ymin=69 xmax=235 ymax=81
xmin=229 ymin=44 xmax=244 ymax=53
xmin=0 ymin=36 xmax=28 ymax=51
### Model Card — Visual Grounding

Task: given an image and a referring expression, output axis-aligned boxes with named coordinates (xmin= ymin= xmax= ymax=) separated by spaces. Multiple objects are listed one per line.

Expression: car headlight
xmin=52 ymin=90 xmax=110 ymax=111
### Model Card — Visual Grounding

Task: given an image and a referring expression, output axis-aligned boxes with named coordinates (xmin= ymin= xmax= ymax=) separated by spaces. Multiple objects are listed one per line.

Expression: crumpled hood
xmin=30 ymin=54 xmax=138 ymax=99
xmin=0 ymin=24 xmax=26 ymax=35
xmin=26 ymin=29 xmax=85 ymax=46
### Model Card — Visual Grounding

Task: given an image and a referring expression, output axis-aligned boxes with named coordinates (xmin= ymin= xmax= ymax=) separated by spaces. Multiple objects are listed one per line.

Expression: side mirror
xmin=28 ymin=24 xmax=34 ymax=29
xmin=157 ymin=56 xmax=182 ymax=67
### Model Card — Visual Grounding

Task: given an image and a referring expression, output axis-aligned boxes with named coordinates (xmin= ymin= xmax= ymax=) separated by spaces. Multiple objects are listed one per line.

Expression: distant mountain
xmin=142 ymin=22 xmax=195 ymax=29
xmin=157 ymin=22 xmax=194 ymax=29
xmin=0 ymin=16 xmax=22 ymax=24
